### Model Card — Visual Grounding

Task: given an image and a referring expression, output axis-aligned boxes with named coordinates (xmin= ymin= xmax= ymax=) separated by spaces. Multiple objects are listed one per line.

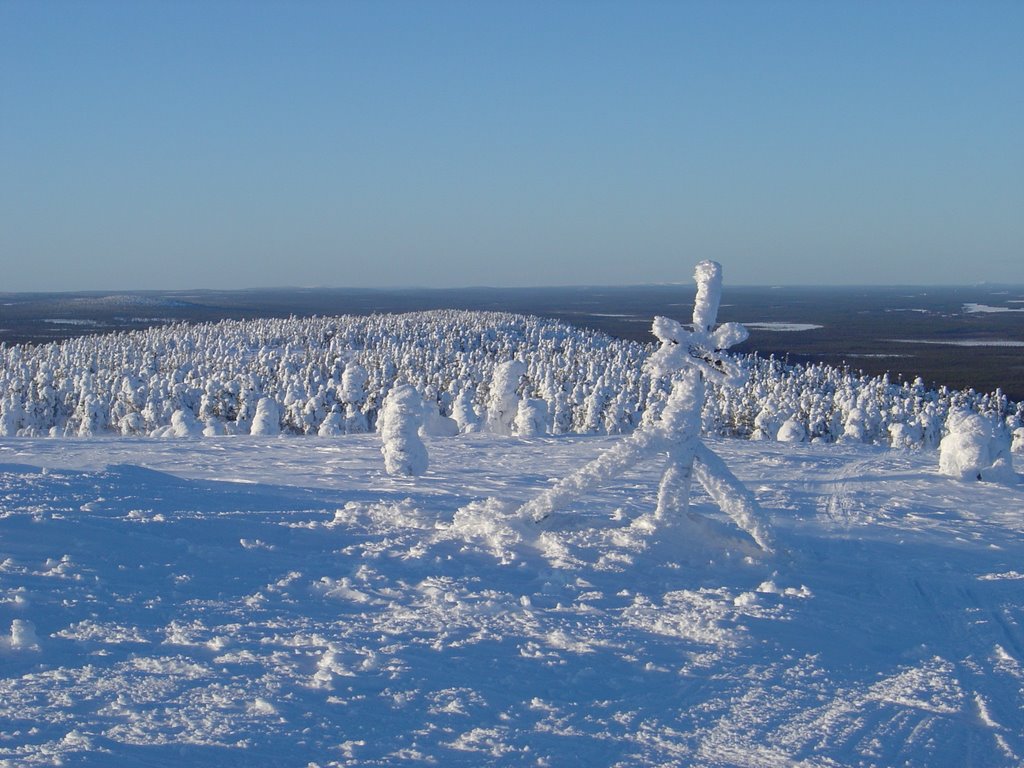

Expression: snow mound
xmin=776 ymin=417 xmax=807 ymax=442
xmin=939 ymin=411 xmax=1015 ymax=483
xmin=439 ymin=498 xmax=532 ymax=565
xmin=1 ymin=619 xmax=40 ymax=652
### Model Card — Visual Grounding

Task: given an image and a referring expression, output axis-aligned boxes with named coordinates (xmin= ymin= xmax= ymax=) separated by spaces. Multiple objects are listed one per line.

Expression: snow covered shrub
xmin=1012 ymin=427 xmax=1024 ymax=454
xmin=450 ymin=387 xmax=480 ymax=433
xmin=888 ymin=421 xmax=923 ymax=450
xmin=169 ymin=409 xmax=203 ymax=437
xmin=750 ymin=403 xmax=781 ymax=441
xmin=420 ymin=399 xmax=459 ymax=437
xmin=0 ymin=396 xmax=24 ymax=436
xmin=485 ymin=360 xmax=526 ymax=435
xmin=340 ymin=362 xmax=370 ymax=433
xmin=317 ymin=406 xmax=344 ymax=437
xmin=776 ymin=417 xmax=807 ymax=443
xmin=840 ymin=407 xmax=868 ymax=443
xmin=149 ymin=409 xmax=202 ymax=437
xmin=939 ymin=411 xmax=1015 ymax=483
xmin=379 ymin=385 xmax=428 ymax=477
xmin=514 ymin=398 xmax=548 ymax=437
xmin=250 ymin=397 xmax=282 ymax=436
xmin=120 ymin=412 xmax=143 ymax=436
xmin=203 ymin=417 xmax=226 ymax=437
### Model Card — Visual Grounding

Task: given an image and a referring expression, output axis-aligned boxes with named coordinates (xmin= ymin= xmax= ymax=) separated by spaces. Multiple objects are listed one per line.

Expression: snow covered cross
xmin=520 ymin=260 xmax=774 ymax=553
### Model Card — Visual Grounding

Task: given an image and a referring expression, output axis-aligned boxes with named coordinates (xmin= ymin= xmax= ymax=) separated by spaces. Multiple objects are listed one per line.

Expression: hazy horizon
xmin=5 ymin=279 xmax=1024 ymax=297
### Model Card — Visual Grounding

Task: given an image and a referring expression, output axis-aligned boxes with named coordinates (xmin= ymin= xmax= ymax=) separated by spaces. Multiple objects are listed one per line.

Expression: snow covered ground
xmin=1 ymin=434 xmax=1022 ymax=767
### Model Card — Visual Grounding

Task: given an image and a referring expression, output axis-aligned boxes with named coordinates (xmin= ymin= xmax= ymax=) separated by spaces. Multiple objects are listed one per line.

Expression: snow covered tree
xmin=421 ymin=397 xmax=459 ymax=437
xmin=776 ymin=417 xmax=807 ymax=443
xmin=340 ymin=362 xmax=369 ymax=433
xmin=519 ymin=260 xmax=774 ymax=553
xmin=153 ymin=408 xmax=204 ymax=438
xmin=1012 ymin=427 xmax=1024 ymax=455
xmin=379 ymin=385 xmax=428 ymax=476
xmin=514 ymin=398 xmax=548 ymax=437
xmin=485 ymin=360 xmax=526 ymax=436
xmin=888 ymin=421 xmax=923 ymax=450
xmin=0 ymin=305 xmax=1014 ymax=447
xmin=451 ymin=386 xmax=481 ymax=433
xmin=250 ymin=397 xmax=282 ymax=436
xmin=317 ymin=405 xmax=344 ymax=437
xmin=939 ymin=410 xmax=1015 ymax=483
xmin=0 ymin=396 xmax=24 ymax=436
xmin=203 ymin=417 xmax=226 ymax=436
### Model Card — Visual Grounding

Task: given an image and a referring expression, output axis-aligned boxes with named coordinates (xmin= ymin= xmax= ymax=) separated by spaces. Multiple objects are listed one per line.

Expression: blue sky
xmin=1 ymin=0 xmax=1022 ymax=290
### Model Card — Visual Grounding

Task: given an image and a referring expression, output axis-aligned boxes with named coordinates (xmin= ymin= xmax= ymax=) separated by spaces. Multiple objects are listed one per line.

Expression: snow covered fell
xmin=1 ymin=288 xmax=1023 ymax=766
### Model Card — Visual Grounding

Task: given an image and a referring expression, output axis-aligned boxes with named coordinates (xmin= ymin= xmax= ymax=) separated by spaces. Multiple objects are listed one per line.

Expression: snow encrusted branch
xmin=519 ymin=261 xmax=775 ymax=554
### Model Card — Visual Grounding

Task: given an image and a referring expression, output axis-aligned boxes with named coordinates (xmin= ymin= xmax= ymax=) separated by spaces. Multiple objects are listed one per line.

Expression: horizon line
xmin=4 ymin=281 xmax=1024 ymax=297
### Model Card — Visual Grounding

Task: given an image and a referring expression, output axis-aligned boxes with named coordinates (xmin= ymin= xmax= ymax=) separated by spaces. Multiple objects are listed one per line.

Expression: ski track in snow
xmin=0 ymin=434 xmax=1022 ymax=767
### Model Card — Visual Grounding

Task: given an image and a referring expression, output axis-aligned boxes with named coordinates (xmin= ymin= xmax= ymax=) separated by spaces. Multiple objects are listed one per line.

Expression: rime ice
xmin=379 ymin=384 xmax=429 ymax=476
xmin=519 ymin=261 xmax=774 ymax=553
xmin=939 ymin=410 xmax=1015 ymax=483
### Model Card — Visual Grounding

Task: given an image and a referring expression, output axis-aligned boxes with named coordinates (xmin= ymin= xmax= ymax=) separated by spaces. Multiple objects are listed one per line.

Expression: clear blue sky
xmin=2 ymin=0 xmax=1022 ymax=290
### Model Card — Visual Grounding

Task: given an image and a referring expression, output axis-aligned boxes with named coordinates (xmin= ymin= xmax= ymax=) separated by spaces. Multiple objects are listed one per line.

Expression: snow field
xmin=1 ymin=434 xmax=1022 ymax=766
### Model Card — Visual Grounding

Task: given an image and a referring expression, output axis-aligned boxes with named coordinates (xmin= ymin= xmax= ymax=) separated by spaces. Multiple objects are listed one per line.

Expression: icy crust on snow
xmin=1 ymin=435 xmax=1023 ymax=766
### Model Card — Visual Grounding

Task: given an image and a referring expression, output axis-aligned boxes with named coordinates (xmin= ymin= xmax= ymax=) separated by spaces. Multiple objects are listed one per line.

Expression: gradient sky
xmin=2 ymin=0 xmax=1022 ymax=290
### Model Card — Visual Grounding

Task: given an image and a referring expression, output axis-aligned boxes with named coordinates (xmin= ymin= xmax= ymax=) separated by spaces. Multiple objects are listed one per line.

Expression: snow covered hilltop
xmin=1 ymin=287 xmax=1023 ymax=766
xmin=0 ymin=309 xmax=1020 ymax=448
